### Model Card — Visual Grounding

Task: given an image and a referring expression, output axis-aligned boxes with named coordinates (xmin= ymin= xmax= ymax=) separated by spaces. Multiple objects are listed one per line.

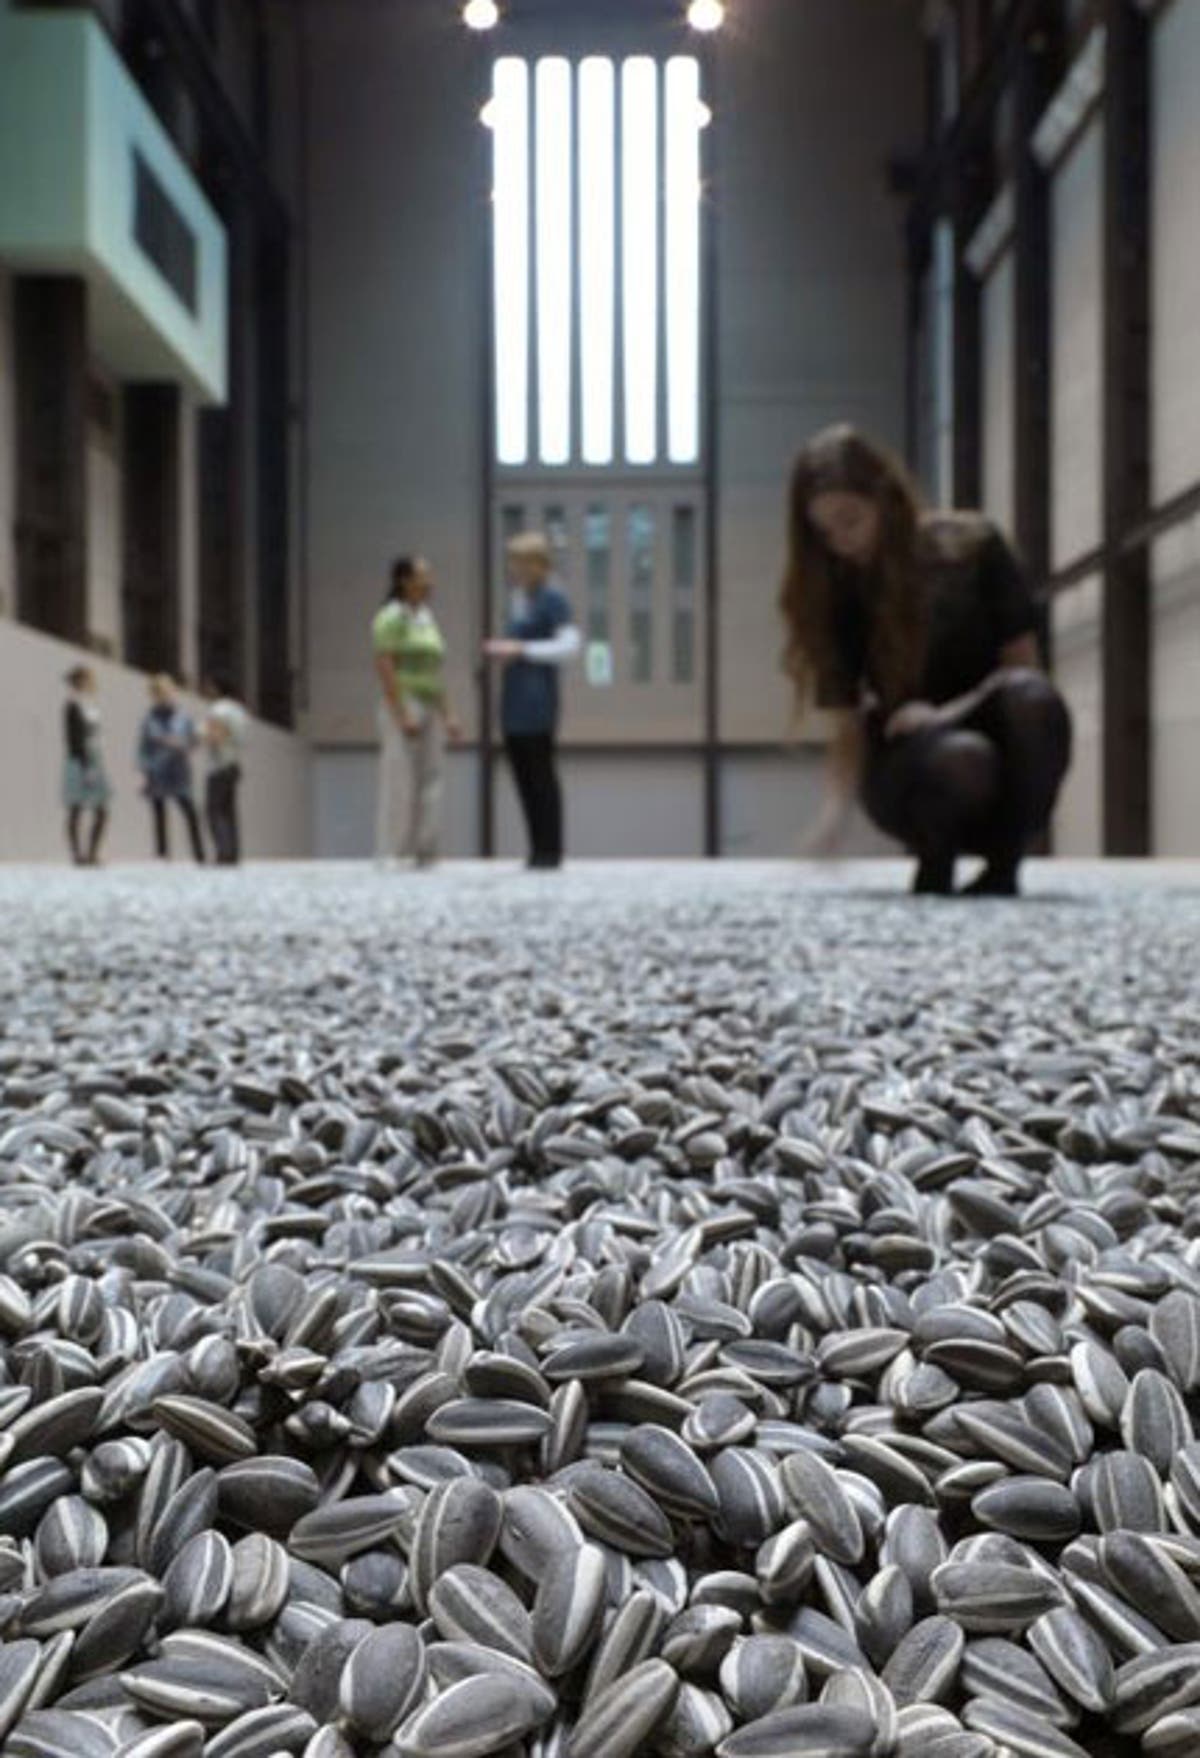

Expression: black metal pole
xmin=701 ymin=37 xmax=721 ymax=859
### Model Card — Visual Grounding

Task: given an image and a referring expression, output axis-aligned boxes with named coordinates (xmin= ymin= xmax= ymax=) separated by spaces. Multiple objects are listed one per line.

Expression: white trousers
xmin=376 ymin=701 xmax=444 ymax=862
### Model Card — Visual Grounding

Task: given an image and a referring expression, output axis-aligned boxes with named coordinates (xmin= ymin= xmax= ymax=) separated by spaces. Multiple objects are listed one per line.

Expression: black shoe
xmin=527 ymin=854 xmax=562 ymax=871
xmin=911 ymin=854 xmax=955 ymax=895
xmin=960 ymin=862 xmax=1020 ymax=897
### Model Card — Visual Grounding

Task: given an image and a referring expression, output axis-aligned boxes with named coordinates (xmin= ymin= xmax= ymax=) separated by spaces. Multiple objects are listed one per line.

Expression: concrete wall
xmin=0 ymin=264 xmax=14 ymax=621
xmin=0 ymin=617 xmax=311 ymax=862
xmin=1151 ymin=521 xmax=1200 ymax=858
xmin=1050 ymin=121 xmax=1103 ymax=573
xmin=301 ymin=0 xmax=484 ymax=753
xmin=1052 ymin=573 xmax=1102 ymax=858
xmin=980 ymin=248 xmax=1016 ymax=536
xmin=716 ymin=0 xmax=923 ymax=748
xmin=1148 ymin=0 xmax=1200 ymax=855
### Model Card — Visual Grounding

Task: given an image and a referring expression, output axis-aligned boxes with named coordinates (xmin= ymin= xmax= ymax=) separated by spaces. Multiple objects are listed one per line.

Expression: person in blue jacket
xmin=484 ymin=531 xmax=581 ymax=869
xmin=137 ymin=674 xmax=205 ymax=862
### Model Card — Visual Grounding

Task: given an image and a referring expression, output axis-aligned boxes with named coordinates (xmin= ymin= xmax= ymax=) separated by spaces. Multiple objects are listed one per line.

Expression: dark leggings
xmin=861 ymin=670 xmax=1072 ymax=891
xmin=67 ymin=808 xmax=107 ymax=866
xmin=152 ymin=795 xmax=206 ymax=863
xmin=506 ymin=733 xmax=563 ymax=866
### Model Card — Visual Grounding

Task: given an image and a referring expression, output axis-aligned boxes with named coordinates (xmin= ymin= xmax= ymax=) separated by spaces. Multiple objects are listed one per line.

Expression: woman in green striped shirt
xmin=372 ymin=556 xmax=462 ymax=866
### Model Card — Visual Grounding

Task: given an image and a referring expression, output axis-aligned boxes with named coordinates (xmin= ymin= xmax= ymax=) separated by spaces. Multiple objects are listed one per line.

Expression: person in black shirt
xmin=62 ymin=665 xmax=111 ymax=866
xmin=780 ymin=425 xmax=1072 ymax=895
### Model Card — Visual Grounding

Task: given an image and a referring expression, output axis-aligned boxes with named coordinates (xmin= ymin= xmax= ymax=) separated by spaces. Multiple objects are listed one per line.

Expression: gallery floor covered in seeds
xmin=3 ymin=861 xmax=1200 ymax=1758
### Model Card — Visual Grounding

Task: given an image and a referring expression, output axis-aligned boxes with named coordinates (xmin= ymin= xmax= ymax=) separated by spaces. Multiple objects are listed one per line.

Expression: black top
xmin=64 ymin=700 xmax=88 ymax=763
xmin=816 ymin=514 xmax=1039 ymax=711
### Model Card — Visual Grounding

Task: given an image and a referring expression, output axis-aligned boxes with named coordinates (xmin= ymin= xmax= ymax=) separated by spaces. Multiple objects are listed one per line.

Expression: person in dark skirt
xmin=484 ymin=531 xmax=580 ymax=870
xmin=62 ymin=665 xmax=110 ymax=866
xmin=137 ymin=674 xmax=205 ymax=863
xmin=780 ymin=425 xmax=1072 ymax=895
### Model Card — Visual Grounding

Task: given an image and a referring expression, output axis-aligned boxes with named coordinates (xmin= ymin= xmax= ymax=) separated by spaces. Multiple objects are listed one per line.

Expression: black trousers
xmin=505 ymin=733 xmax=563 ymax=866
xmin=861 ymin=670 xmax=1073 ymax=873
xmin=206 ymin=765 xmax=242 ymax=865
xmin=152 ymin=795 xmax=205 ymax=863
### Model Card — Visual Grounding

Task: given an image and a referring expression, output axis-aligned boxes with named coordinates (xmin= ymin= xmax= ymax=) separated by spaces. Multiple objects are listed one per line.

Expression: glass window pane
xmin=579 ymin=59 xmax=616 ymax=466
xmin=665 ymin=58 xmax=702 ymax=466
xmin=544 ymin=505 xmax=569 ymax=576
xmin=628 ymin=503 xmax=656 ymax=683
xmin=672 ymin=505 xmax=696 ymax=683
xmin=492 ymin=59 xmax=530 ymax=466
xmin=585 ymin=505 xmax=611 ymax=643
xmin=535 ymin=58 xmax=573 ymax=466
xmin=621 ymin=59 xmax=659 ymax=466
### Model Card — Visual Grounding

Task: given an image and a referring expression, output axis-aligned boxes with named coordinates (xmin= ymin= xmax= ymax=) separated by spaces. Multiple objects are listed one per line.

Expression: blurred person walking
xmin=781 ymin=425 xmax=1071 ymax=896
xmin=137 ymin=675 xmax=205 ymax=863
xmin=373 ymin=556 xmax=463 ymax=867
xmin=484 ymin=531 xmax=580 ymax=870
xmin=202 ymin=676 xmax=249 ymax=865
xmin=62 ymin=665 xmax=110 ymax=866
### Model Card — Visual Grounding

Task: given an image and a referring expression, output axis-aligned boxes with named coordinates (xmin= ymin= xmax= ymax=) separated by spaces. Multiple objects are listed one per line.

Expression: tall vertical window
xmin=629 ymin=505 xmax=656 ymax=682
xmin=579 ymin=59 xmax=616 ymax=466
xmin=491 ymin=53 xmax=705 ymax=470
xmin=535 ymin=60 xmax=572 ymax=465
xmin=584 ymin=506 xmax=611 ymax=643
xmin=664 ymin=58 xmax=702 ymax=464
xmin=493 ymin=60 xmax=530 ymax=466
xmin=672 ymin=505 xmax=696 ymax=683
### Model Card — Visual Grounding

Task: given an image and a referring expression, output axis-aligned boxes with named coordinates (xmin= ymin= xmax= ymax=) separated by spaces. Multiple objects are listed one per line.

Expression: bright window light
xmin=535 ymin=58 xmax=573 ymax=466
xmin=622 ymin=58 xmax=659 ymax=466
xmin=463 ymin=0 xmax=500 ymax=29
xmin=492 ymin=58 xmax=529 ymax=466
xmin=579 ymin=59 xmax=616 ymax=466
xmin=687 ymin=0 xmax=725 ymax=32
xmin=665 ymin=57 xmax=701 ymax=465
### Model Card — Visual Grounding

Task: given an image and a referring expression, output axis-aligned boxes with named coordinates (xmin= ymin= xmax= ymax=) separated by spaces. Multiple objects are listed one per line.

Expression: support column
xmin=198 ymin=182 xmax=249 ymax=698
xmin=13 ymin=277 xmax=88 ymax=645
xmin=1101 ymin=0 xmax=1151 ymax=855
xmin=256 ymin=229 xmax=292 ymax=725
xmin=122 ymin=384 xmax=182 ymax=676
xmin=1012 ymin=9 xmax=1058 ymax=622
xmin=951 ymin=155 xmax=989 ymax=508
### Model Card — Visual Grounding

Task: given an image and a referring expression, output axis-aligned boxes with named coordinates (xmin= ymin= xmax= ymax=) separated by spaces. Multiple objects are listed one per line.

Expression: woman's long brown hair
xmin=780 ymin=425 xmax=928 ymax=713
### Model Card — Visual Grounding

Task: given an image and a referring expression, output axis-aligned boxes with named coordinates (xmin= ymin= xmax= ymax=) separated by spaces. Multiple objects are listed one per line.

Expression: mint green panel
xmin=0 ymin=8 xmax=228 ymax=403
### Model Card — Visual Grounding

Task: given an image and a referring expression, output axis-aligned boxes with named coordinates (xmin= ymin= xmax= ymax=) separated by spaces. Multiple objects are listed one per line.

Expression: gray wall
xmin=716 ymin=0 xmax=922 ymax=752
xmin=300 ymin=0 xmax=922 ymax=857
xmin=0 ymin=265 xmax=14 ymax=623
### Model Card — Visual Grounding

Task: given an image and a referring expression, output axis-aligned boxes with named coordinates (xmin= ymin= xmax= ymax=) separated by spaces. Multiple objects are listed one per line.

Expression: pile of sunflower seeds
xmin=1 ymin=861 xmax=1200 ymax=1758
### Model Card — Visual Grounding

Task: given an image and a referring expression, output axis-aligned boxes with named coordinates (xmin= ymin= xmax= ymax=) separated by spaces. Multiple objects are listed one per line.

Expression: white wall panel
xmin=1151 ymin=0 xmax=1200 ymax=504
xmin=1151 ymin=520 xmax=1200 ymax=856
xmin=86 ymin=428 xmax=122 ymax=656
xmin=1050 ymin=123 xmax=1103 ymax=571
xmin=1051 ymin=574 xmax=1103 ymax=855
xmin=980 ymin=249 xmax=1016 ymax=536
xmin=495 ymin=753 xmax=705 ymax=860
xmin=721 ymin=750 xmax=891 ymax=859
xmin=0 ymin=266 xmax=14 ymax=621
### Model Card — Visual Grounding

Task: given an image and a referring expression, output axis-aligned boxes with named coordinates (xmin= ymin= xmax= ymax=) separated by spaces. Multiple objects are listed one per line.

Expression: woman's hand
xmin=884 ymin=699 xmax=943 ymax=741
xmin=444 ymin=714 xmax=465 ymax=745
xmin=392 ymin=703 xmax=420 ymax=739
xmin=483 ymin=638 xmax=523 ymax=661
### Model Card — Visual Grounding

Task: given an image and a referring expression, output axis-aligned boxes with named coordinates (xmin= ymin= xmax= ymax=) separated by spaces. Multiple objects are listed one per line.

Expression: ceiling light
xmin=687 ymin=0 xmax=725 ymax=31
xmin=462 ymin=0 xmax=500 ymax=30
